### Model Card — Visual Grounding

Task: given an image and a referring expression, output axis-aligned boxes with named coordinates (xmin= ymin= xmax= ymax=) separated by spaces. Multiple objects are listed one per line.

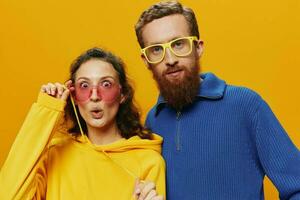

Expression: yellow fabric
xmin=0 ymin=93 xmax=165 ymax=200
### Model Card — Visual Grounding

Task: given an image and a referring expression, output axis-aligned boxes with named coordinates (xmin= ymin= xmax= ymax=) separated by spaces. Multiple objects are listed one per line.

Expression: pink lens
xmin=72 ymin=83 xmax=121 ymax=103
xmin=97 ymin=84 xmax=121 ymax=103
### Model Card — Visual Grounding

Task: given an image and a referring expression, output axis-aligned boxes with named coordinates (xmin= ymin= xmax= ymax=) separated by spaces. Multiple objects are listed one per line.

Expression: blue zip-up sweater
xmin=146 ymin=73 xmax=300 ymax=200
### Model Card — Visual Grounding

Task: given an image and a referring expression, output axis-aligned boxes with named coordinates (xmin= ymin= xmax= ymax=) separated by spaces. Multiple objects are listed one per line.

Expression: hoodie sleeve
xmin=0 ymin=92 xmax=66 ymax=200
xmin=253 ymin=98 xmax=300 ymax=199
xmin=141 ymin=152 xmax=166 ymax=199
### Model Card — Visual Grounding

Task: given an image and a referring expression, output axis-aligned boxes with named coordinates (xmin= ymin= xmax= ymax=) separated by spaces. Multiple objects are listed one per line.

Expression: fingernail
xmin=135 ymin=188 xmax=141 ymax=194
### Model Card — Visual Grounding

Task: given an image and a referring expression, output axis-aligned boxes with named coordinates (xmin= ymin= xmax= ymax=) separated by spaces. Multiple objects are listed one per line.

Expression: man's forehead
xmin=141 ymin=14 xmax=190 ymax=45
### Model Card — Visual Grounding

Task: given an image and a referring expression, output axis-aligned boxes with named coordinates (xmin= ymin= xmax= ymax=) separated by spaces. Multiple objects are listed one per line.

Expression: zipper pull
xmin=176 ymin=111 xmax=181 ymax=120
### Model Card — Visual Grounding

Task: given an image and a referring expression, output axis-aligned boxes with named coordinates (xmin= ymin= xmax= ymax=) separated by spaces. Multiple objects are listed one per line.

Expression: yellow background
xmin=0 ymin=0 xmax=299 ymax=199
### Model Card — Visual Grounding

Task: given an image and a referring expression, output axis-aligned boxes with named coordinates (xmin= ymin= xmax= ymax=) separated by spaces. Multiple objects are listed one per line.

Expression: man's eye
xmin=151 ymin=46 xmax=163 ymax=54
xmin=173 ymin=40 xmax=184 ymax=48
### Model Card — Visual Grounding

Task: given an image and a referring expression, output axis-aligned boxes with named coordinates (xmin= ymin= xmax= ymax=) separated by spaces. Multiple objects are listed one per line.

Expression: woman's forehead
xmin=76 ymin=59 xmax=119 ymax=80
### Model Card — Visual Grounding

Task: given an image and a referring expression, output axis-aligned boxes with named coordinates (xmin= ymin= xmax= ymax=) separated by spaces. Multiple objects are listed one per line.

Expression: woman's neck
xmin=86 ymin=122 xmax=123 ymax=145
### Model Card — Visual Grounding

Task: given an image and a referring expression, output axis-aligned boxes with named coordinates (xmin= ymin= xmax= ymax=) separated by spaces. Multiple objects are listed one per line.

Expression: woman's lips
xmin=90 ymin=110 xmax=103 ymax=119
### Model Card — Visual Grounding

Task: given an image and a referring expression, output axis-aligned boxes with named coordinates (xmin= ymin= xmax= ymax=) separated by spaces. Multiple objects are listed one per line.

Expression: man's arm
xmin=253 ymin=98 xmax=300 ymax=199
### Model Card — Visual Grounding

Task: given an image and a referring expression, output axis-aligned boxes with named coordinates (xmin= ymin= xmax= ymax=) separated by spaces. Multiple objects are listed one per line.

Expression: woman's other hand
xmin=134 ymin=179 xmax=164 ymax=200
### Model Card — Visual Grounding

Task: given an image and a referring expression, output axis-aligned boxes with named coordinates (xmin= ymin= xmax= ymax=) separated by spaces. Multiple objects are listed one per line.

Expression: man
xmin=134 ymin=1 xmax=300 ymax=199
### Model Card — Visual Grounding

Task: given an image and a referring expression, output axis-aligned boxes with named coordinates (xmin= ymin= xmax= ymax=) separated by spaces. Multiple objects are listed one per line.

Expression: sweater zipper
xmin=176 ymin=111 xmax=182 ymax=151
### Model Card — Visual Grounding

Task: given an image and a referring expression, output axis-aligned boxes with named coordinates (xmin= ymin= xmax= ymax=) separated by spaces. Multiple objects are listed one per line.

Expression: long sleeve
xmin=253 ymin=98 xmax=300 ymax=200
xmin=0 ymin=93 xmax=65 ymax=200
xmin=142 ymin=153 xmax=166 ymax=199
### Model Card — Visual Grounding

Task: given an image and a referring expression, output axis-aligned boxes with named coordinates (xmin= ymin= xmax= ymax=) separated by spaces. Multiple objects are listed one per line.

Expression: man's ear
xmin=141 ymin=54 xmax=151 ymax=69
xmin=195 ymin=40 xmax=204 ymax=59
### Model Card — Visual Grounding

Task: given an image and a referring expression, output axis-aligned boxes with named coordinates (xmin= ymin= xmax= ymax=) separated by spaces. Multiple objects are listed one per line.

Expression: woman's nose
xmin=90 ymin=87 xmax=101 ymax=101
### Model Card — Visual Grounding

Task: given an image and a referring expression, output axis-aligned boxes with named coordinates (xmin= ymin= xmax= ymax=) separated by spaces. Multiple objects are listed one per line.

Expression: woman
xmin=0 ymin=48 xmax=165 ymax=200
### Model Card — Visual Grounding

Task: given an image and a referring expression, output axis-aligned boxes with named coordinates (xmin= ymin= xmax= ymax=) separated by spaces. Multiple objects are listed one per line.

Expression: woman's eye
xmin=101 ymin=81 xmax=112 ymax=88
xmin=80 ymin=82 xmax=89 ymax=88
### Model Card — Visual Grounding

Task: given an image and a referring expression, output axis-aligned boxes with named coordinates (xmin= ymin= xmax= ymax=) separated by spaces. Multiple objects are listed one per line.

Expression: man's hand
xmin=133 ymin=179 xmax=164 ymax=200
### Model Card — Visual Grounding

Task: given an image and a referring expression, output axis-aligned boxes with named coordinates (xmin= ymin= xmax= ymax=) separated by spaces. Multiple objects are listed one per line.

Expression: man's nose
xmin=164 ymin=48 xmax=178 ymax=67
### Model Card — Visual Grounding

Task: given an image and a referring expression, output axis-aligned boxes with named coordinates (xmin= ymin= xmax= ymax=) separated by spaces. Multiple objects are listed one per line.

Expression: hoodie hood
xmin=76 ymin=133 xmax=163 ymax=153
xmin=74 ymin=133 xmax=163 ymax=180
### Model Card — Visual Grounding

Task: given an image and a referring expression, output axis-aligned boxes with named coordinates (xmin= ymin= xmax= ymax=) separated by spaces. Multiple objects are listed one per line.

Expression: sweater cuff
xmin=37 ymin=92 xmax=66 ymax=112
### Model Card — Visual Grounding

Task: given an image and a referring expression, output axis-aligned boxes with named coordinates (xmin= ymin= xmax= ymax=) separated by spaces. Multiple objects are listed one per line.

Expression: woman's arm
xmin=135 ymin=153 xmax=166 ymax=200
xmin=0 ymin=83 xmax=69 ymax=200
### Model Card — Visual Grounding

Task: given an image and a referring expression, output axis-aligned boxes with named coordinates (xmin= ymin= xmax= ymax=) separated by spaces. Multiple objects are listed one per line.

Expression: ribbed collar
xmin=154 ymin=72 xmax=226 ymax=115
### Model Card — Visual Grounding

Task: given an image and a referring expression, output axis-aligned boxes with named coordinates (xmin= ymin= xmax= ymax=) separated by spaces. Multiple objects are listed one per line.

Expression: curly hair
xmin=135 ymin=0 xmax=200 ymax=48
xmin=64 ymin=47 xmax=152 ymax=139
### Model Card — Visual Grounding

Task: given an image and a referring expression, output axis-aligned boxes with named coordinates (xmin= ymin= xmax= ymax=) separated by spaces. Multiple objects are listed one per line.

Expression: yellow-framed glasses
xmin=141 ymin=36 xmax=198 ymax=64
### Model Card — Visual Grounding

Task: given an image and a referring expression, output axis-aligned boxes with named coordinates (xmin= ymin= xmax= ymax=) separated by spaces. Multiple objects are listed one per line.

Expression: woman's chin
xmin=87 ymin=118 xmax=106 ymax=128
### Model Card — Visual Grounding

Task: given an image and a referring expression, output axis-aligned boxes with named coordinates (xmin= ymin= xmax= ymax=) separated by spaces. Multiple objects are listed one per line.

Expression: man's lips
xmin=166 ymin=68 xmax=183 ymax=74
xmin=165 ymin=69 xmax=184 ymax=78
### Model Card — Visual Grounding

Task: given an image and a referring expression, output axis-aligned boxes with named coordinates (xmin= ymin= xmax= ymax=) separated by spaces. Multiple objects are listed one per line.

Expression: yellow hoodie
xmin=0 ymin=93 xmax=165 ymax=200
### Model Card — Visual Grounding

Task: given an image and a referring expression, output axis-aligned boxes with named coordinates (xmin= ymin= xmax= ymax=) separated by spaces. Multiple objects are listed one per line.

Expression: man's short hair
xmin=135 ymin=1 xmax=200 ymax=48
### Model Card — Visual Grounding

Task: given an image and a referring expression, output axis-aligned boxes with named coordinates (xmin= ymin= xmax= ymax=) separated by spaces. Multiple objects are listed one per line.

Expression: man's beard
xmin=152 ymin=64 xmax=200 ymax=111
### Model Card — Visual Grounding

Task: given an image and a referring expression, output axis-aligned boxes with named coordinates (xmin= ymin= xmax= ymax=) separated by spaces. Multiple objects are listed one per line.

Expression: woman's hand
xmin=134 ymin=179 xmax=164 ymax=200
xmin=40 ymin=80 xmax=72 ymax=101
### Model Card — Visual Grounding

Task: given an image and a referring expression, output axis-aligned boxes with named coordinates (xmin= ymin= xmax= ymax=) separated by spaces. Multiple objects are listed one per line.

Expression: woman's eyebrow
xmin=76 ymin=76 xmax=116 ymax=81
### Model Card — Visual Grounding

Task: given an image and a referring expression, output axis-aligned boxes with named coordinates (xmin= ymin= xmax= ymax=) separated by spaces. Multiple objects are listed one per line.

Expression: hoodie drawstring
xmin=101 ymin=150 xmax=138 ymax=179
xmin=70 ymin=95 xmax=86 ymax=142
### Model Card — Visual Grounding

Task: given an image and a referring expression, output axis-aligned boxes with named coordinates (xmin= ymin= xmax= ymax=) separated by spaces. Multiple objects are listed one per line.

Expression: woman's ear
xmin=69 ymin=95 xmax=78 ymax=106
xmin=120 ymin=93 xmax=126 ymax=104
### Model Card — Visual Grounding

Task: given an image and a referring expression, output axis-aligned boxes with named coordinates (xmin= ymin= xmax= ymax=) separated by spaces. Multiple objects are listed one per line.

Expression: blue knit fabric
xmin=146 ymin=73 xmax=300 ymax=200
